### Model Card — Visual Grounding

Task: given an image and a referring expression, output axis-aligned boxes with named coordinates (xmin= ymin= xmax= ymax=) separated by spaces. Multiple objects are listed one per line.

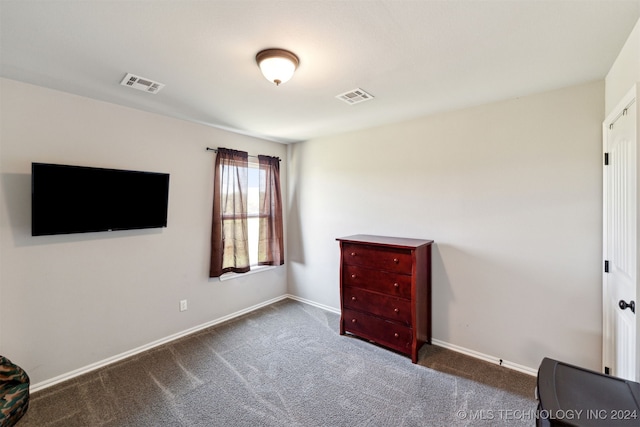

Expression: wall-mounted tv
xmin=32 ymin=163 xmax=170 ymax=236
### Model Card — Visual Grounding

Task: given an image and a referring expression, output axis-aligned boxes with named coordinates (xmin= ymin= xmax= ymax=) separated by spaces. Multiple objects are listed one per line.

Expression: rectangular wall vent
xmin=120 ymin=73 xmax=165 ymax=94
xmin=336 ymin=88 xmax=374 ymax=105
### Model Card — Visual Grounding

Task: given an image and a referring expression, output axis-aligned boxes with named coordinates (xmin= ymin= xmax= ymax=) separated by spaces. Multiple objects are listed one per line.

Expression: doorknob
xmin=619 ymin=300 xmax=636 ymax=314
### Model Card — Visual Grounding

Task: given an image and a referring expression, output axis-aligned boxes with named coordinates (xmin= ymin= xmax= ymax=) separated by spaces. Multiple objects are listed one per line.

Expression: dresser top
xmin=336 ymin=234 xmax=433 ymax=249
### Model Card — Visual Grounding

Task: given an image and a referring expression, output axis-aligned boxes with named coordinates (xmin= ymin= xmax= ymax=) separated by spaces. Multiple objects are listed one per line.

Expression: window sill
xmin=218 ymin=265 xmax=277 ymax=282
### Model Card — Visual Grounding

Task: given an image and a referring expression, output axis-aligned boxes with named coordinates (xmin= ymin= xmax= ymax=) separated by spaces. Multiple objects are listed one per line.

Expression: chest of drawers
xmin=337 ymin=234 xmax=433 ymax=363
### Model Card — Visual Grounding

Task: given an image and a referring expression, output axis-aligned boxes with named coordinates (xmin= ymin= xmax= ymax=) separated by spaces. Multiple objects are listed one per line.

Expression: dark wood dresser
xmin=337 ymin=234 xmax=433 ymax=363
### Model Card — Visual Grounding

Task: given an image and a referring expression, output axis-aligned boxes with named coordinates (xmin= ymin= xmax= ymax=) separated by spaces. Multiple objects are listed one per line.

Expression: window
xmin=209 ymin=148 xmax=283 ymax=278
xmin=247 ymin=161 xmax=260 ymax=266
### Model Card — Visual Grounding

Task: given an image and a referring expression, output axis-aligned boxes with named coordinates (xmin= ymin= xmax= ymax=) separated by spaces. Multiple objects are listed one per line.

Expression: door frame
xmin=602 ymin=83 xmax=639 ymax=380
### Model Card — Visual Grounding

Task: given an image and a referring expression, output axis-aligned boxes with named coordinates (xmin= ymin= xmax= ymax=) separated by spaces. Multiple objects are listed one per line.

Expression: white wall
xmin=606 ymin=18 xmax=640 ymax=116
xmin=288 ymin=81 xmax=604 ymax=372
xmin=0 ymin=78 xmax=287 ymax=386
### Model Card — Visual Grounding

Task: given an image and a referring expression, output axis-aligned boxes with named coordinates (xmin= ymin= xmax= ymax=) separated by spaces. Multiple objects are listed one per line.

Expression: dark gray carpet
xmin=20 ymin=299 xmax=537 ymax=426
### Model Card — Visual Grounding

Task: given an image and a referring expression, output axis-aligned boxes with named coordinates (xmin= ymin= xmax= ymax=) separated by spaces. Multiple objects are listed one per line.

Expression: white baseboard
xmin=286 ymin=296 xmax=537 ymax=376
xmin=31 ymin=295 xmax=536 ymax=392
xmin=30 ymin=295 xmax=289 ymax=393
xmin=431 ymin=338 xmax=537 ymax=376
xmin=285 ymin=293 xmax=341 ymax=314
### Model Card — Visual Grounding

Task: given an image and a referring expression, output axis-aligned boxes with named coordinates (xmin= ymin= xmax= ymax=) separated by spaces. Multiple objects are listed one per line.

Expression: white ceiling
xmin=1 ymin=0 xmax=639 ymax=144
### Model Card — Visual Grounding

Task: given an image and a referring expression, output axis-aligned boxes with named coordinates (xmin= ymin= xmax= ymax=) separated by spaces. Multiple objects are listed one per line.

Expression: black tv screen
xmin=32 ymin=163 xmax=170 ymax=236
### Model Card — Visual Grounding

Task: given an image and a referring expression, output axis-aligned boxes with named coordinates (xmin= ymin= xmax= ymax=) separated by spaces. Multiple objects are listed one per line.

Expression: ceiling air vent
xmin=120 ymin=73 xmax=165 ymax=94
xmin=336 ymin=88 xmax=374 ymax=105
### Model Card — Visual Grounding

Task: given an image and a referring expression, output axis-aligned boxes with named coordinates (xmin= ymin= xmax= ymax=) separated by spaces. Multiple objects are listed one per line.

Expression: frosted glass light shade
xmin=256 ymin=49 xmax=299 ymax=86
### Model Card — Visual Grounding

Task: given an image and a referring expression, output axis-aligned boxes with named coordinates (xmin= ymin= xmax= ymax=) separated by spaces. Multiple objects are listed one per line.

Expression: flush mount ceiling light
xmin=256 ymin=48 xmax=299 ymax=86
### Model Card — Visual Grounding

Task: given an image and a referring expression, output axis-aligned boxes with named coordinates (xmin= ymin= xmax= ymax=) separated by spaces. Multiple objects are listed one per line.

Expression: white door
xmin=603 ymin=88 xmax=638 ymax=381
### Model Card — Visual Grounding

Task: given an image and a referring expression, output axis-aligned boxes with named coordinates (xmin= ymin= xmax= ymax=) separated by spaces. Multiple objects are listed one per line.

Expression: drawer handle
xmin=350 ymin=252 xmax=357 ymax=256
xmin=393 ymin=283 xmax=399 ymax=288
xmin=394 ymin=333 xmax=399 ymax=338
xmin=351 ymin=296 xmax=357 ymax=301
xmin=351 ymin=318 xmax=357 ymax=323
xmin=351 ymin=274 xmax=357 ymax=279
xmin=394 ymin=308 xmax=399 ymax=313
xmin=393 ymin=258 xmax=399 ymax=263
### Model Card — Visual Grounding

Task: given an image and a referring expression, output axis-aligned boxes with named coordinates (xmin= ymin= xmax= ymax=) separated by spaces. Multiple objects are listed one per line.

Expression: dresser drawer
xmin=343 ymin=287 xmax=412 ymax=325
xmin=342 ymin=265 xmax=411 ymax=299
xmin=342 ymin=243 xmax=412 ymax=274
xmin=342 ymin=309 xmax=412 ymax=354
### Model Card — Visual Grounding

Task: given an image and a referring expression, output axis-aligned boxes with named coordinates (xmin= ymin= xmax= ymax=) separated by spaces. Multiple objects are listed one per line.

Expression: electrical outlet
xmin=180 ymin=300 xmax=188 ymax=312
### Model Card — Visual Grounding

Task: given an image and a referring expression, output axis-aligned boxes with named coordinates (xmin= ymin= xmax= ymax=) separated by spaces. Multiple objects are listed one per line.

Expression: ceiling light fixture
xmin=256 ymin=48 xmax=299 ymax=86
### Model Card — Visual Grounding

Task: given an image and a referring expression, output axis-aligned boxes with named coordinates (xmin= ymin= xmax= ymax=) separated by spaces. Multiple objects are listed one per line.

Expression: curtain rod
xmin=206 ymin=147 xmax=280 ymax=161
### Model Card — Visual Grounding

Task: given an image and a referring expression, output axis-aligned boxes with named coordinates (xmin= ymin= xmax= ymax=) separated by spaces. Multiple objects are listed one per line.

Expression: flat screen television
xmin=32 ymin=163 xmax=170 ymax=236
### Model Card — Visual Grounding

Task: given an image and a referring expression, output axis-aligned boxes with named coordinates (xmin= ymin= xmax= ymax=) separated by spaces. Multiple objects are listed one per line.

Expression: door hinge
xmin=604 ymin=152 xmax=609 ymax=166
xmin=604 ymin=260 xmax=609 ymax=273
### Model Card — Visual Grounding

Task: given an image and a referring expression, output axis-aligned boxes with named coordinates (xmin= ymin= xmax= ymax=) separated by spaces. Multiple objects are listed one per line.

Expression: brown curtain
xmin=209 ymin=148 xmax=250 ymax=277
xmin=258 ymin=155 xmax=284 ymax=266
